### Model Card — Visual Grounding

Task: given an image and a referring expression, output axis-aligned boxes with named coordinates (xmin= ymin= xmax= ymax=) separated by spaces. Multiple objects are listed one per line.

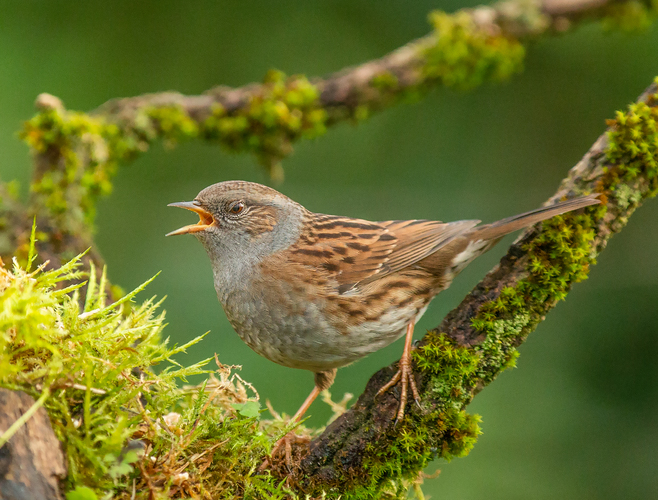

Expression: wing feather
xmin=288 ymin=214 xmax=480 ymax=294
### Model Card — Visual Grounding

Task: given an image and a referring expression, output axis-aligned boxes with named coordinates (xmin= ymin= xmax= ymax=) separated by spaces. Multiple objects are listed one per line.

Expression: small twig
xmin=265 ymin=400 xmax=282 ymax=420
xmin=137 ymin=460 xmax=158 ymax=500
xmin=61 ymin=382 xmax=107 ymax=395
xmin=321 ymin=390 xmax=353 ymax=425
xmin=173 ymin=440 xmax=227 ymax=475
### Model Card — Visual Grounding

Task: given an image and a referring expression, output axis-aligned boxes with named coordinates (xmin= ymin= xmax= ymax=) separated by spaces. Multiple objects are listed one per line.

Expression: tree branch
xmin=1 ymin=2 xmax=656 ymax=496
xmin=295 ymin=80 xmax=658 ymax=495
xmin=4 ymin=0 xmax=652 ymax=275
xmin=94 ymin=0 xmax=640 ymax=126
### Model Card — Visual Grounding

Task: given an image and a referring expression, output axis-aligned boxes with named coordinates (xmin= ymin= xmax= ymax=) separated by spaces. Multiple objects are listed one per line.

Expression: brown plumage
xmin=167 ymin=181 xmax=600 ymax=425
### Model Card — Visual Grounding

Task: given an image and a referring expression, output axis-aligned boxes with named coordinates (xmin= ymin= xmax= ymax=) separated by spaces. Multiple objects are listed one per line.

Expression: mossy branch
xmin=294 ymin=79 xmax=658 ymax=497
xmin=1 ymin=2 xmax=657 ymax=497
xmin=2 ymin=0 xmax=654 ymax=276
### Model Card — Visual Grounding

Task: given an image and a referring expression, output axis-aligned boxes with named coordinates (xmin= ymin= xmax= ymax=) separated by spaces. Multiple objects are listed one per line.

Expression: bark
xmin=0 ymin=389 xmax=67 ymax=500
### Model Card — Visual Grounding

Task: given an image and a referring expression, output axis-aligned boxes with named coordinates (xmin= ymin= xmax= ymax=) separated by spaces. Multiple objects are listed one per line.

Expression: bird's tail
xmin=471 ymin=194 xmax=600 ymax=242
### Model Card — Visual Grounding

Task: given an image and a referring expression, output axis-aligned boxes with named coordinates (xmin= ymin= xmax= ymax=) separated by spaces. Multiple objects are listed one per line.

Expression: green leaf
xmin=65 ymin=486 xmax=99 ymax=500
xmin=232 ymin=401 xmax=261 ymax=418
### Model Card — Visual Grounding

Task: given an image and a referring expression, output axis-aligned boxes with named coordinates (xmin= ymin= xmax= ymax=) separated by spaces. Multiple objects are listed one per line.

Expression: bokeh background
xmin=2 ymin=1 xmax=657 ymax=498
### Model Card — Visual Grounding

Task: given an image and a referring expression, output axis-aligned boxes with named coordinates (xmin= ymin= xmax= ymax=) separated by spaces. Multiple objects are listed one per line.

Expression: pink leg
xmin=377 ymin=322 xmax=421 ymax=421
xmin=291 ymin=386 xmax=321 ymax=423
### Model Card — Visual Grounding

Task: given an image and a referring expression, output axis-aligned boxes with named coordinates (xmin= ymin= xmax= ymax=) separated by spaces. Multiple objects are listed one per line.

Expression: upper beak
xmin=166 ymin=201 xmax=215 ymax=236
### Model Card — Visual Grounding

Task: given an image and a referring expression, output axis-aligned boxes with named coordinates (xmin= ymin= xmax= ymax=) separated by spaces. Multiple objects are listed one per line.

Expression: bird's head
xmin=167 ymin=180 xmax=304 ymax=261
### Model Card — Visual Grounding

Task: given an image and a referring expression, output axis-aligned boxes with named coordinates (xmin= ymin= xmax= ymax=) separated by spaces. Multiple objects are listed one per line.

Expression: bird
xmin=167 ymin=181 xmax=599 ymax=423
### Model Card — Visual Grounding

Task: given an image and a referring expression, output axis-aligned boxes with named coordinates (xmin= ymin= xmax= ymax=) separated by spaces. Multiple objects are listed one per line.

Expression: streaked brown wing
xmin=358 ymin=218 xmax=480 ymax=287
xmin=289 ymin=214 xmax=480 ymax=294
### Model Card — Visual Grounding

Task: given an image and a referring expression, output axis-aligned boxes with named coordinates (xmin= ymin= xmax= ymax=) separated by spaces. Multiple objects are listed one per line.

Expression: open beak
xmin=166 ymin=201 xmax=215 ymax=236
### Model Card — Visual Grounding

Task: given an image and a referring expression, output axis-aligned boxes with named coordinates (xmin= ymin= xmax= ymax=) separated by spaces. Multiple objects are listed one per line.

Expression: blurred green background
xmin=2 ymin=1 xmax=657 ymax=498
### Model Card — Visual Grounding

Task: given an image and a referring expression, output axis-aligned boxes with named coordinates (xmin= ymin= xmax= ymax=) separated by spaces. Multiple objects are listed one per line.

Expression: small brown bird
xmin=167 ymin=181 xmax=599 ymax=422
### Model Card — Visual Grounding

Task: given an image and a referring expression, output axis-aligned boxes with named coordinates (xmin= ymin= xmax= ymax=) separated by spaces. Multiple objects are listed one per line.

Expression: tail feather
xmin=471 ymin=194 xmax=600 ymax=242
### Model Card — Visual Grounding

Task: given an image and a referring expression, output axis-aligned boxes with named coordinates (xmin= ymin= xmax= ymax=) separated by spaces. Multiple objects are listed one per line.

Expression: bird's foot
xmin=273 ymin=431 xmax=295 ymax=470
xmin=376 ymin=346 xmax=420 ymax=423
xmin=261 ymin=431 xmax=310 ymax=474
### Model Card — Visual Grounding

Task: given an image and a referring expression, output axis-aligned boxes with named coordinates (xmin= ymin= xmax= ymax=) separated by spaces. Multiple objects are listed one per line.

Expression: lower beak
xmin=166 ymin=201 xmax=215 ymax=236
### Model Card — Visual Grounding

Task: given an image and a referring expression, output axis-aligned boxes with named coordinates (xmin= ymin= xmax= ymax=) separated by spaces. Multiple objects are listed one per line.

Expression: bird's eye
xmin=228 ymin=201 xmax=245 ymax=215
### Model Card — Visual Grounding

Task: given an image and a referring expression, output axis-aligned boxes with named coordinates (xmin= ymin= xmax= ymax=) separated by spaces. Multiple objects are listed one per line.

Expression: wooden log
xmin=0 ymin=389 xmax=66 ymax=500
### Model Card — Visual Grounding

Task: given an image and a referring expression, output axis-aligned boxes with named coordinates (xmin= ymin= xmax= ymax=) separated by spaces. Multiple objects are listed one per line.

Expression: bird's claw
xmin=260 ymin=432 xmax=294 ymax=472
xmin=376 ymin=350 xmax=420 ymax=423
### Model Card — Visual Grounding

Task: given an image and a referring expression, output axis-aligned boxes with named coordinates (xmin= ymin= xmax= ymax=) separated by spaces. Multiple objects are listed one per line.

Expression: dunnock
xmin=168 ymin=181 xmax=599 ymax=422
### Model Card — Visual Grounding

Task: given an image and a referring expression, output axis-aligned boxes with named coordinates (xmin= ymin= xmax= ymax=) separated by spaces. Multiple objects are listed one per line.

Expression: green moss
xmin=350 ymin=9 xmax=528 ymax=123
xmin=20 ymin=108 xmax=141 ymax=230
xmin=0 ymin=249 xmax=293 ymax=500
xmin=145 ymin=105 xmax=200 ymax=146
xmin=423 ymin=11 xmax=525 ymax=91
xmin=475 ymin=313 xmax=528 ymax=382
xmin=370 ymin=71 xmax=399 ymax=91
xmin=339 ymin=419 xmax=438 ymax=499
xmin=605 ymin=79 xmax=658 ymax=198
xmin=334 ymin=404 xmax=481 ymax=499
xmin=467 ymin=209 xmax=598 ymax=387
xmin=613 ymin=183 xmax=643 ymax=208
xmin=201 ymin=72 xmax=327 ymax=170
xmin=416 ymin=331 xmax=479 ymax=404
xmin=324 ymin=333 xmax=483 ymax=499
xmin=436 ymin=408 xmax=482 ymax=459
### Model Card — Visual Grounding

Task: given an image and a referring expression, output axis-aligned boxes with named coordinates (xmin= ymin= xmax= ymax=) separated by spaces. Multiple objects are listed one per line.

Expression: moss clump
xmin=413 ymin=333 xmax=484 ymax=460
xmin=0 ymin=244 xmax=294 ymax=499
xmin=336 ymin=405 xmax=481 ymax=500
xmin=337 ymin=417 xmax=440 ymax=500
xmin=328 ymin=334 xmax=482 ymax=499
xmin=416 ymin=332 xmax=479 ymax=405
xmin=145 ymin=105 xmax=200 ymax=146
xmin=423 ymin=11 xmax=525 ymax=90
xmin=20 ymin=108 xmax=136 ymax=229
xmin=370 ymin=71 xmax=399 ymax=92
xmin=201 ymin=71 xmax=327 ymax=175
xmin=471 ymin=209 xmax=598 ymax=379
xmin=605 ymin=79 xmax=658 ymax=200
